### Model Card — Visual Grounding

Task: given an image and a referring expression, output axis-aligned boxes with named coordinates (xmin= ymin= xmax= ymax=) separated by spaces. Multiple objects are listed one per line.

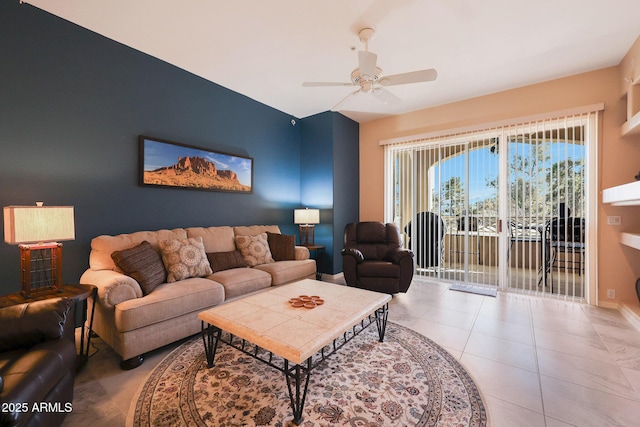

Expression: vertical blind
xmin=384 ymin=108 xmax=598 ymax=300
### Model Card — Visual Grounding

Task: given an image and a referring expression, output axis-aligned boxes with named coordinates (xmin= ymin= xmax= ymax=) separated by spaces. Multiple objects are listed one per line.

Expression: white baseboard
xmin=320 ymin=272 xmax=344 ymax=283
xmin=620 ymin=302 xmax=640 ymax=333
xmin=598 ymin=301 xmax=619 ymax=310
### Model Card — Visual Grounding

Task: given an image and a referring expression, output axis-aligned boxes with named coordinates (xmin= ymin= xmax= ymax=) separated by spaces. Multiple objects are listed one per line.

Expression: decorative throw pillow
xmin=235 ymin=233 xmax=275 ymax=267
xmin=206 ymin=251 xmax=246 ymax=273
xmin=111 ymin=240 xmax=167 ymax=295
xmin=159 ymin=237 xmax=213 ymax=282
xmin=266 ymin=231 xmax=296 ymax=261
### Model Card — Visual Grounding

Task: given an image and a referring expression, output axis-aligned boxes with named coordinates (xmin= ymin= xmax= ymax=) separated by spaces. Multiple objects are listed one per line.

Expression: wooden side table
xmin=302 ymin=244 xmax=325 ymax=280
xmin=0 ymin=283 xmax=97 ymax=371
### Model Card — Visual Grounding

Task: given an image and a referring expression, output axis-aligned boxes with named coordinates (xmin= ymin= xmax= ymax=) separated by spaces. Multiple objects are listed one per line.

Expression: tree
xmin=486 ymin=140 xmax=549 ymax=219
xmin=547 ymin=158 xmax=584 ymax=217
xmin=433 ymin=176 xmax=465 ymax=216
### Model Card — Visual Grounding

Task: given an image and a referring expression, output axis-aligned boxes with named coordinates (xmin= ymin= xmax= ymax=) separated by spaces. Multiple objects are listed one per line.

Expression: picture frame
xmin=139 ymin=136 xmax=253 ymax=193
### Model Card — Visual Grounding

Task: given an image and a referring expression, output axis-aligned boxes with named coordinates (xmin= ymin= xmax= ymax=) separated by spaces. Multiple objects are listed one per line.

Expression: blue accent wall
xmin=0 ymin=2 xmax=358 ymax=294
xmin=331 ymin=113 xmax=360 ymax=273
xmin=300 ymin=112 xmax=359 ymax=275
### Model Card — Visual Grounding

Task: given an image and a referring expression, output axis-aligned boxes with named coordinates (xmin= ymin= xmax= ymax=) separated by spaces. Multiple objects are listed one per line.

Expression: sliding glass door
xmin=505 ymin=121 xmax=587 ymax=298
xmin=388 ymin=133 xmax=499 ymax=290
xmin=385 ymin=111 xmax=596 ymax=300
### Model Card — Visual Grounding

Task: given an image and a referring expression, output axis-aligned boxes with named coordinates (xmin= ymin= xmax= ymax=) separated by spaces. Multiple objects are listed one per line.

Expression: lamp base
xmin=298 ymin=225 xmax=315 ymax=246
xmin=19 ymin=243 xmax=63 ymax=298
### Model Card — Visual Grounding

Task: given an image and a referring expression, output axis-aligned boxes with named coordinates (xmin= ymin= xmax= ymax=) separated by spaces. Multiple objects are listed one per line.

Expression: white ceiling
xmin=23 ymin=0 xmax=640 ymax=123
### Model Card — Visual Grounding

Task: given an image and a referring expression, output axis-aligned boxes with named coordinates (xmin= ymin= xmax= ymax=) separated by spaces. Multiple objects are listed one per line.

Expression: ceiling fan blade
xmin=303 ymin=82 xmax=353 ymax=87
xmin=373 ymin=87 xmax=401 ymax=106
xmin=331 ymin=89 xmax=360 ymax=112
xmin=358 ymin=51 xmax=378 ymax=80
xmin=379 ymin=68 xmax=437 ymax=86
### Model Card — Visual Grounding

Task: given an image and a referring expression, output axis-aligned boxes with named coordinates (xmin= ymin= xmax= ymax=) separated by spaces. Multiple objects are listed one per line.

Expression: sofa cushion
xmin=207 ymin=268 xmax=272 ymax=299
xmin=186 ymin=226 xmax=236 ymax=252
xmin=233 ymin=225 xmax=281 ymax=237
xmin=206 ymin=251 xmax=246 ymax=272
xmin=266 ymin=232 xmax=296 ymax=261
xmin=159 ymin=237 xmax=213 ymax=282
xmin=114 ymin=278 xmax=225 ymax=332
xmin=356 ymin=222 xmax=388 ymax=243
xmin=254 ymin=259 xmax=317 ymax=285
xmin=111 ymin=241 xmax=166 ymax=295
xmin=358 ymin=261 xmax=400 ymax=278
xmin=235 ymin=233 xmax=275 ymax=267
xmin=90 ymin=228 xmax=187 ymax=272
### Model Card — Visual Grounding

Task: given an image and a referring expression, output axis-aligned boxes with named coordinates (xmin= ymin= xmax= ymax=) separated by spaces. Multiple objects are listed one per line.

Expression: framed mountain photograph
xmin=139 ymin=136 xmax=253 ymax=193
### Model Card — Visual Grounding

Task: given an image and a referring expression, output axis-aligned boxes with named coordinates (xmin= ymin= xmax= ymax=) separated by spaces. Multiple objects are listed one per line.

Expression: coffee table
xmin=198 ymin=279 xmax=391 ymax=425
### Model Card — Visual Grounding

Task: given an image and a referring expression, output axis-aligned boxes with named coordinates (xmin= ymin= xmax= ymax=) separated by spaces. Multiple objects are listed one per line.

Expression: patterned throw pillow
xmin=111 ymin=241 xmax=167 ymax=295
xmin=235 ymin=233 xmax=275 ymax=267
xmin=159 ymin=237 xmax=213 ymax=282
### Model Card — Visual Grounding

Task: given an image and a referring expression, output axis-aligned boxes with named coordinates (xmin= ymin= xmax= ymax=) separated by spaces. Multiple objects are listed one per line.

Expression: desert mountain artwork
xmin=141 ymin=138 xmax=253 ymax=193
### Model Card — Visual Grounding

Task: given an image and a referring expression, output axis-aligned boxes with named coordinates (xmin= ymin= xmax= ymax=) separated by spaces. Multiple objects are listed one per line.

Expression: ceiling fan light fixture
xmin=350 ymin=67 xmax=383 ymax=86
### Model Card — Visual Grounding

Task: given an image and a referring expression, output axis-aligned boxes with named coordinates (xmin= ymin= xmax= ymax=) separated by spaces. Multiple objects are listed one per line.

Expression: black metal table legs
xmin=200 ymin=303 xmax=389 ymax=425
xmin=284 ymin=358 xmax=312 ymax=425
xmin=375 ymin=303 xmax=389 ymax=342
xmin=202 ymin=321 xmax=222 ymax=368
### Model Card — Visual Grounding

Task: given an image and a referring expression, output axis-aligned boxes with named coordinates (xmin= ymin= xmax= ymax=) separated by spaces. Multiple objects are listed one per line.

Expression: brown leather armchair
xmin=0 ymin=297 xmax=76 ymax=427
xmin=342 ymin=222 xmax=414 ymax=294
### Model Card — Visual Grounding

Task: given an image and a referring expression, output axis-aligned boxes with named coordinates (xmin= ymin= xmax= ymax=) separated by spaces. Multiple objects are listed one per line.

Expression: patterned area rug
xmin=128 ymin=322 xmax=487 ymax=426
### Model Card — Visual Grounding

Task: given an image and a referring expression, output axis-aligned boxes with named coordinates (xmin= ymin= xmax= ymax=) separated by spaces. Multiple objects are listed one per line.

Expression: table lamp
xmin=4 ymin=203 xmax=75 ymax=298
xmin=294 ymin=208 xmax=320 ymax=246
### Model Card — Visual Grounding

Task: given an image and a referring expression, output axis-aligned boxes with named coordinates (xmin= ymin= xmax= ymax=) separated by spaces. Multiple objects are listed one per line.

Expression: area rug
xmin=127 ymin=322 xmax=487 ymax=426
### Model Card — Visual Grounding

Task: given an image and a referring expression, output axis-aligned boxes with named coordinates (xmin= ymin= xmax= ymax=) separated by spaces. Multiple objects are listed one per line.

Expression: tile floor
xmin=63 ymin=278 xmax=640 ymax=426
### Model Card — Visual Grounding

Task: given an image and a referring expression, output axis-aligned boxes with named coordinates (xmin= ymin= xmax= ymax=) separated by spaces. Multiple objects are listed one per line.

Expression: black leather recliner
xmin=0 ymin=297 xmax=76 ymax=427
xmin=342 ymin=222 xmax=414 ymax=294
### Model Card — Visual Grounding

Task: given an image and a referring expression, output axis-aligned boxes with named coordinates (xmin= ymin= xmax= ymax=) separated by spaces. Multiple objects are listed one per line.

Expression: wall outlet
xmin=607 ymin=289 xmax=616 ymax=299
xmin=607 ymin=216 xmax=621 ymax=225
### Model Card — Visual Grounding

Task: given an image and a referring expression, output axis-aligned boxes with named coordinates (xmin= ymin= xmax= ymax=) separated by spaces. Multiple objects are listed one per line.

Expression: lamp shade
xmin=294 ymin=208 xmax=320 ymax=225
xmin=4 ymin=205 xmax=75 ymax=244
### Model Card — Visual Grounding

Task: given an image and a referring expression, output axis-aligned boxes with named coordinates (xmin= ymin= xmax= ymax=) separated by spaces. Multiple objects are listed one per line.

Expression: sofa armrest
xmin=294 ymin=245 xmax=310 ymax=260
xmin=0 ymin=298 xmax=73 ymax=352
xmin=385 ymin=247 xmax=414 ymax=264
xmin=341 ymin=248 xmax=362 ymax=287
xmin=341 ymin=248 xmax=364 ymax=262
xmin=80 ymin=269 xmax=143 ymax=309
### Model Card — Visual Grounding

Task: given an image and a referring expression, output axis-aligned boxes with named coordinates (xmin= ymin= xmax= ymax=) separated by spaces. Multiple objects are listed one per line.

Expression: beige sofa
xmin=79 ymin=225 xmax=316 ymax=369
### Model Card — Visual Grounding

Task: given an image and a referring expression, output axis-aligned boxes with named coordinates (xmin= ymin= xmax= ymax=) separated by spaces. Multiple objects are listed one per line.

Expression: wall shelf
xmin=621 ymin=232 xmax=640 ymax=250
xmin=603 ymin=181 xmax=640 ymax=205
xmin=622 ymin=77 xmax=640 ymax=137
xmin=604 ymin=182 xmax=640 ymax=251
xmin=622 ymin=111 xmax=640 ymax=137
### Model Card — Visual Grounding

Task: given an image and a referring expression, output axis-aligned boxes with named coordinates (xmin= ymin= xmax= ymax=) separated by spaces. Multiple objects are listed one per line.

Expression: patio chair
xmin=404 ymin=212 xmax=446 ymax=269
xmin=540 ymin=217 xmax=585 ymax=292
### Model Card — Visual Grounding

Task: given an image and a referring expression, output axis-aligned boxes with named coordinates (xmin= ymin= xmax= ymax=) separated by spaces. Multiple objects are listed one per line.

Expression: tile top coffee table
xmin=198 ymin=278 xmax=391 ymax=425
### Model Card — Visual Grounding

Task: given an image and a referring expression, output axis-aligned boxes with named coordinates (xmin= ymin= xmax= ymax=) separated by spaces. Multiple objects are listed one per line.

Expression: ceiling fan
xmin=302 ymin=28 xmax=437 ymax=111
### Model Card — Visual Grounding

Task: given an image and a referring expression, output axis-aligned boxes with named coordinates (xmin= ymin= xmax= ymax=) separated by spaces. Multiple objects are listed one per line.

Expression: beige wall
xmin=360 ymin=37 xmax=640 ymax=305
